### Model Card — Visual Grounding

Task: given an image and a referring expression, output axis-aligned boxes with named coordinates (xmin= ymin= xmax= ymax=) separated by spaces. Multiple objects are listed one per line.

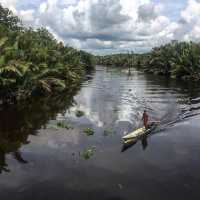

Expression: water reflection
xmin=69 ymin=66 xmax=200 ymax=153
xmin=0 ymin=89 xmax=79 ymax=173
xmin=141 ymin=136 xmax=148 ymax=150
xmin=0 ymin=66 xmax=200 ymax=200
xmin=1 ymin=66 xmax=199 ymax=163
xmin=70 ymin=67 xmax=200 ymax=135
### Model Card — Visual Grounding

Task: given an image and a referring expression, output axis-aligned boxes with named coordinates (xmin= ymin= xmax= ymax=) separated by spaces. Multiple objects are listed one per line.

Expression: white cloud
xmin=120 ymin=0 xmax=150 ymax=20
xmin=19 ymin=9 xmax=35 ymax=23
xmin=151 ymin=16 xmax=170 ymax=33
xmin=1 ymin=0 xmax=200 ymax=54
xmin=181 ymin=0 xmax=200 ymax=23
xmin=173 ymin=0 xmax=200 ymax=42
xmin=0 ymin=0 xmax=18 ymax=13
xmin=39 ymin=2 xmax=48 ymax=13
xmin=138 ymin=3 xmax=158 ymax=22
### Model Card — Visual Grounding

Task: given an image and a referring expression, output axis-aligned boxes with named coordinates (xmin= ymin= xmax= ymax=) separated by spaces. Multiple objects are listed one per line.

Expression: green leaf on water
xmin=81 ymin=147 xmax=95 ymax=160
xmin=83 ymin=128 xmax=94 ymax=136
xmin=113 ymin=107 xmax=118 ymax=113
xmin=56 ymin=121 xmax=73 ymax=130
xmin=75 ymin=110 xmax=85 ymax=117
xmin=103 ymin=128 xmax=115 ymax=136
xmin=48 ymin=124 xmax=59 ymax=130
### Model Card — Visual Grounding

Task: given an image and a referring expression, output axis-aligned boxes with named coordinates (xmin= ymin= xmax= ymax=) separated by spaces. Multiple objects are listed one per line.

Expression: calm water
xmin=0 ymin=66 xmax=200 ymax=200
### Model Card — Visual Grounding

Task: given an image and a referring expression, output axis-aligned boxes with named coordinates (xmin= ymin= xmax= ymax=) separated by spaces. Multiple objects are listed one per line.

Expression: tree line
xmin=96 ymin=41 xmax=200 ymax=81
xmin=0 ymin=4 xmax=95 ymax=104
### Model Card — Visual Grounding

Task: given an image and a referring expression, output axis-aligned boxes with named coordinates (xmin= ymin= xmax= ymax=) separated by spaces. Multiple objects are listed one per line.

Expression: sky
xmin=0 ymin=0 xmax=200 ymax=54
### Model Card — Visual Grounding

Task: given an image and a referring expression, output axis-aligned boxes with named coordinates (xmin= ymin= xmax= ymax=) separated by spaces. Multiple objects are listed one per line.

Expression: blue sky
xmin=1 ymin=0 xmax=200 ymax=54
xmin=152 ymin=0 xmax=187 ymax=20
xmin=16 ymin=0 xmax=44 ymax=10
xmin=16 ymin=0 xmax=79 ymax=10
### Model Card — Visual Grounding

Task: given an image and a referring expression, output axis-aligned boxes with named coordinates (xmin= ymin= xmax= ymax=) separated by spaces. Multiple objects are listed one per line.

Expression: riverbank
xmin=0 ymin=4 xmax=95 ymax=104
xmin=96 ymin=41 xmax=200 ymax=81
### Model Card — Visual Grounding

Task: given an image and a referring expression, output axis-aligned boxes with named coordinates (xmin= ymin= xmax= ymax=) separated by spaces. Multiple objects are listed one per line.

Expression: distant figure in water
xmin=142 ymin=110 xmax=149 ymax=129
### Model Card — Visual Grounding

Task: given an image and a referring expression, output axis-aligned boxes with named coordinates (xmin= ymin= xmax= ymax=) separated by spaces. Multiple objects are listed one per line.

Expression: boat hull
xmin=122 ymin=122 xmax=159 ymax=142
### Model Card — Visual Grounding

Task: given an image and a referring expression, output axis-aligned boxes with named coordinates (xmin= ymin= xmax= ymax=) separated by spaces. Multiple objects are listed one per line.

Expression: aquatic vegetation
xmin=0 ymin=91 xmax=79 ymax=172
xmin=48 ymin=125 xmax=59 ymax=130
xmin=103 ymin=128 xmax=115 ymax=136
xmin=81 ymin=147 xmax=95 ymax=160
xmin=113 ymin=107 xmax=118 ymax=113
xmin=83 ymin=128 xmax=94 ymax=136
xmin=56 ymin=121 xmax=73 ymax=130
xmin=75 ymin=110 xmax=85 ymax=117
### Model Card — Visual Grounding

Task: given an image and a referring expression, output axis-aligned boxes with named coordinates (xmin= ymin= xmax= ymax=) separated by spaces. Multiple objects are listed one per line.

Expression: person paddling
xmin=142 ymin=110 xmax=149 ymax=129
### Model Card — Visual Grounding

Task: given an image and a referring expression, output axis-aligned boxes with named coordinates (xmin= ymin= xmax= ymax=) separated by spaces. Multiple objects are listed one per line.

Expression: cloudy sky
xmin=1 ymin=0 xmax=200 ymax=54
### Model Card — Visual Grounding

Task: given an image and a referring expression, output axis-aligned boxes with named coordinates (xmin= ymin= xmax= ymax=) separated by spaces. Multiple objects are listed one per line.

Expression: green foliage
xmin=103 ymin=128 xmax=115 ymax=136
xmin=56 ymin=121 xmax=73 ymax=130
xmin=79 ymin=50 xmax=95 ymax=71
xmin=0 ymin=4 xmax=95 ymax=103
xmin=75 ymin=110 xmax=85 ymax=117
xmin=83 ymin=128 xmax=95 ymax=136
xmin=96 ymin=53 xmax=135 ymax=67
xmin=81 ymin=147 xmax=95 ymax=160
xmin=96 ymin=41 xmax=200 ymax=81
xmin=147 ymin=41 xmax=200 ymax=80
xmin=0 ymin=4 xmax=22 ymax=30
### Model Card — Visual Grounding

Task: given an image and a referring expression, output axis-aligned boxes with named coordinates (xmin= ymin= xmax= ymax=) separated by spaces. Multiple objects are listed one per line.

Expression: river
xmin=0 ymin=66 xmax=200 ymax=200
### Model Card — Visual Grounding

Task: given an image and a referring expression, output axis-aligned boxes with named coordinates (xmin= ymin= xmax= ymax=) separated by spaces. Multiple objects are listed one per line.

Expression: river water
xmin=0 ymin=66 xmax=200 ymax=200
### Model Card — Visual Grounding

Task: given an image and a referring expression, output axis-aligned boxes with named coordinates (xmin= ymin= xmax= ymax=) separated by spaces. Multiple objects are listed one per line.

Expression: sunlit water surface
xmin=0 ymin=66 xmax=200 ymax=200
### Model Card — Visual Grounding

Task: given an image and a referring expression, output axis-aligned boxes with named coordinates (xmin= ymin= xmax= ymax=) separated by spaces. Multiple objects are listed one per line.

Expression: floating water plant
xmin=64 ymin=123 xmax=74 ymax=130
xmin=81 ymin=147 xmax=95 ymax=160
xmin=56 ymin=121 xmax=73 ymax=130
xmin=48 ymin=124 xmax=59 ymax=130
xmin=75 ymin=110 xmax=85 ymax=117
xmin=103 ymin=128 xmax=115 ymax=136
xmin=113 ymin=107 xmax=118 ymax=113
xmin=83 ymin=128 xmax=94 ymax=136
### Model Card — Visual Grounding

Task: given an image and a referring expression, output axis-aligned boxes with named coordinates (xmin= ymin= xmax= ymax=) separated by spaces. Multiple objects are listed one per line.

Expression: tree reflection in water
xmin=141 ymin=136 xmax=148 ymax=150
xmin=0 ymin=88 xmax=80 ymax=173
